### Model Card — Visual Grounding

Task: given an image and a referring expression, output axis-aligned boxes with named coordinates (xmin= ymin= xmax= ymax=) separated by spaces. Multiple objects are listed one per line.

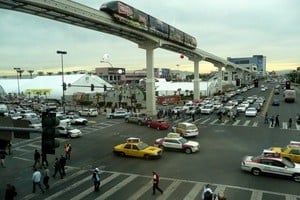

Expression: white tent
xmin=0 ymin=74 xmax=112 ymax=99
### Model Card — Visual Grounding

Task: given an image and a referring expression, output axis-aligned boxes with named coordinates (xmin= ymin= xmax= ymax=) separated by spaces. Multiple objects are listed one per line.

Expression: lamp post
xmin=56 ymin=50 xmax=67 ymax=113
xmin=13 ymin=67 xmax=23 ymax=96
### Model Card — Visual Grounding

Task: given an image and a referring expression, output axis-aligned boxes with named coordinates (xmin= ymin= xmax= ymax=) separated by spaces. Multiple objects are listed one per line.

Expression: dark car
xmin=272 ymin=99 xmax=280 ymax=106
xmin=252 ymin=102 xmax=261 ymax=112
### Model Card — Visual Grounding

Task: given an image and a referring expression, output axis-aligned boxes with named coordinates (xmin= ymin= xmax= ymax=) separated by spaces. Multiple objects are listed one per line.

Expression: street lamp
xmin=56 ymin=50 xmax=67 ymax=113
xmin=13 ymin=67 xmax=23 ymax=96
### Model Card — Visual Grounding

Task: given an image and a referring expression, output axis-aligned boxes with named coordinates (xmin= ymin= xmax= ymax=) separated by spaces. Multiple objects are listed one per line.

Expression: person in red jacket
xmin=152 ymin=171 xmax=163 ymax=195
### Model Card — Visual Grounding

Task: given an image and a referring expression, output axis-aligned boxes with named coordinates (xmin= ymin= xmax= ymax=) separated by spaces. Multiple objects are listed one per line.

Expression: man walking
xmin=275 ymin=115 xmax=280 ymax=127
xmin=33 ymin=149 xmax=41 ymax=169
xmin=59 ymin=155 xmax=66 ymax=176
xmin=92 ymin=168 xmax=100 ymax=191
xmin=152 ymin=171 xmax=163 ymax=195
xmin=0 ymin=149 xmax=7 ymax=168
xmin=52 ymin=157 xmax=63 ymax=179
xmin=43 ymin=165 xmax=50 ymax=190
xmin=32 ymin=168 xmax=45 ymax=194
xmin=64 ymin=144 xmax=72 ymax=160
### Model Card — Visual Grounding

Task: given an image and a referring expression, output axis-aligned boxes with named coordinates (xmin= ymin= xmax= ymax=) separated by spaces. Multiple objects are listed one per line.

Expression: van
xmin=171 ymin=122 xmax=199 ymax=137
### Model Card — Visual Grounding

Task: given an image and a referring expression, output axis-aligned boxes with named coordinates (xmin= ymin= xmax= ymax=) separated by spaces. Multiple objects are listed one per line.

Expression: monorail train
xmin=100 ymin=1 xmax=197 ymax=49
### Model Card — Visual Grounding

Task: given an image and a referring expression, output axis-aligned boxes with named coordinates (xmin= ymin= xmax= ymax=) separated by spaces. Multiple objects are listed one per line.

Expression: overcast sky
xmin=0 ymin=0 xmax=299 ymax=75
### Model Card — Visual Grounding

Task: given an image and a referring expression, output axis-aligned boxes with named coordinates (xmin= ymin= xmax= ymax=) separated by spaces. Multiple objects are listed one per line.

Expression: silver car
xmin=241 ymin=155 xmax=300 ymax=182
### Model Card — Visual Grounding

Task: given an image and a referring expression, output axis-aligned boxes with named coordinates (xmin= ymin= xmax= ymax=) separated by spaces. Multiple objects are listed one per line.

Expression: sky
xmin=0 ymin=0 xmax=300 ymax=76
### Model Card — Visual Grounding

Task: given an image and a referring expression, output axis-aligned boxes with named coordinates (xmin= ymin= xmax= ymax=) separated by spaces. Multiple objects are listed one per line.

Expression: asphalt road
xmin=1 ymin=81 xmax=300 ymax=199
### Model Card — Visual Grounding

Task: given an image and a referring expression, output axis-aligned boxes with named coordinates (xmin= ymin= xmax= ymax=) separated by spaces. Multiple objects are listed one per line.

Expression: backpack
xmin=204 ymin=190 xmax=213 ymax=200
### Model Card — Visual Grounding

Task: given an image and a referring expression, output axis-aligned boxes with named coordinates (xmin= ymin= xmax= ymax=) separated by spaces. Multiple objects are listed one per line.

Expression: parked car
xmin=147 ymin=120 xmax=170 ymax=130
xmin=200 ymin=104 xmax=214 ymax=114
xmin=154 ymin=133 xmax=199 ymax=154
xmin=171 ymin=122 xmax=199 ymax=137
xmin=113 ymin=137 xmax=162 ymax=159
xmin=56 ymin=114 xmax=71 ymax=126
xmin=56 ymin=125 xmax=82 ymax=138
xmin=78 ymin=108 xmax=98 ymax=117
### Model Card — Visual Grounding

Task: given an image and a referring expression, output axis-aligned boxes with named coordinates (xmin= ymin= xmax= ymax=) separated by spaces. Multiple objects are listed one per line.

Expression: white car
xmin=56 ymin=114 xmax=71 ymax=126
xmin=200 ymin=104 xmax=214 ymax=114
xmin=245 ymin=107 xmax=257 ymax=117
xmin=236 ymin=104 xmax=248 ymax=113
xmin=241 ymin=154 xmax=300 ymax=182
xmin=154 ymin=133 xmax=199 ymax=154
xmin=67 ymin=115 xmax=88 ymax=125
xmin=78 ymin=108 xmax=98 ymax=117
xmin=56 ymin=126 xmax=82 ymax=138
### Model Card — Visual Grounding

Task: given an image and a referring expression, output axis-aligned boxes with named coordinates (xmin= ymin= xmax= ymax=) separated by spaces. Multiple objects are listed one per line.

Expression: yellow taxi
xmin=270 ymin=141 xmax=300 ymax=163
xmin=113 ymin=137 xmax=162 ymax=159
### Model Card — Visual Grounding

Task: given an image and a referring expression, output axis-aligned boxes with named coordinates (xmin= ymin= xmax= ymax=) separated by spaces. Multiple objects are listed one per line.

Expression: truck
xmin=284 ymin=89 xmax=296 ymax=102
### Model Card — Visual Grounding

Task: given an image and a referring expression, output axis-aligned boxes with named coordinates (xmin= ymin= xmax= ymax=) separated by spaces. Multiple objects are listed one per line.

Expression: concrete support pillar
xmin=227 ymin=69 xmax=233 ymax=85
xmin=217 ymin=66 xmax=223 ymax=93
xmin=145 ymin=47 xmax=156 ymax=116
xmin=193 ymin=60 xmax=200 ymax=100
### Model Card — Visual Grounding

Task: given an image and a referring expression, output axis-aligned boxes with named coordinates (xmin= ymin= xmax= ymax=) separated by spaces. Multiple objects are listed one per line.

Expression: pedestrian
xmin=59 ymin=155 xmax=66 ymax=176
xmin=270 ymin=115 xmax=274 ymax=127
xmin=92 ymin=168 xmax=100 ymax=192
xmin=52 ymin=157 xmax=63 ymax=179
xmin=33 ymin=149 xmax=41 ymax=169
xmin=7 ymin=142 xmax=12 ymax=155
xmin=275 ymin=115 xmax=280 ymax=127
xmin=288 ymin=118 xmax=292 ymax=129
xmin=0 ymin=149 xmax=8 ymax=168
xmin=64 ymin=144 xmax=72 ymax=160
xmin=5 ymin=183 xmax=17 ymax=200
xmin=152 ymin=171 xmax=163 ymax=195
xmin=202 ymin=184 xmax=213 ymax=200
xmin=264 ymin=112 xmax=268 ymax=124
xmin=32 ymin=168 xmax=45 ymax=193
xmin=43 ymin=165 xmax=50 ymax=190
xmin=192 ymin=113 xmax=195 ymax=121
xmin=214 ymin=192 xmax=227 ymax=200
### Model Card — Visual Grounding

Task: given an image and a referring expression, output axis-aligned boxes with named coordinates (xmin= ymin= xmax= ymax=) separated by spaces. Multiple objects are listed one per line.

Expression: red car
xmin=147 ymin=120 xmax=170 ymax=130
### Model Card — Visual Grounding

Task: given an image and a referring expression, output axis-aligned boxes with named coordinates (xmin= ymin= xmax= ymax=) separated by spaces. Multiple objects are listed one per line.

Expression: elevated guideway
xmin=0 ymin=0 xmax=252 ymax=115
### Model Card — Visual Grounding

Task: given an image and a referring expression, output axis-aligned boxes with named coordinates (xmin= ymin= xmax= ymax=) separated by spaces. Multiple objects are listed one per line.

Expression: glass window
xmin=124 ymin=144 xmax=131 ymax=149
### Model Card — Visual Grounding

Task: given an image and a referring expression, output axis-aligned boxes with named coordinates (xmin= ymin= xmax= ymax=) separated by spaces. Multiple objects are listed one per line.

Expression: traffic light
xmin=104 ymin=85 xmax=107 ymax=91
xmin=286 ymin=81 xmax=291 ymax=89
xmin=91 ymin=84 xmax=94 ymax=91
xmin=63 ymin=82 xmax=67 ymax=91
xmin=42 ymin=112 xmax=59 ymax=155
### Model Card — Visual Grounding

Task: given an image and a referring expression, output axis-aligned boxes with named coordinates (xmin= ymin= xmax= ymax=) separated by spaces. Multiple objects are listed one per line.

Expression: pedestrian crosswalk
xmin=23 ymin=168 xmax=299 ymax=200
xmin=173 ymin=116 xmax=300 ymax=130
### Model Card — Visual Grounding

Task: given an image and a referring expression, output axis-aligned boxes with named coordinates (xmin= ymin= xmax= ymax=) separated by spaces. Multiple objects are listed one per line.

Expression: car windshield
xmin=137 ymin=142 xmax=149 ymax=150
xmin=179 ymin=138 xmax=188 ymax=144
xmin=282 ymin=157 xmax=295 ymax=168
xmin=186 ymin=125 xmax=197 ymax=130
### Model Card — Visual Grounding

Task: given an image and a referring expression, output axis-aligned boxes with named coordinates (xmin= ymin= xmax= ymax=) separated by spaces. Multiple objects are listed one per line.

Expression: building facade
xmin=227 ymin=55 xmax=266 ymax=75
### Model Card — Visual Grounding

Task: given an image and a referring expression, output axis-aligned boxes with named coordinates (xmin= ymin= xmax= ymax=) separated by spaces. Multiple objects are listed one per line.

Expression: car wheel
xmin=83 ymin=121 xmax=88 ymax=125
xmin=251 ymin=168 xmax=261 ymax=176
xmin=144 ymin=154 xmax=150 ymax=159
xmin=185 ymin=148 xmax=192 ymax=154
xmin=159 ymin=146 xmax=164 ymax=151
xmin=119 ymin=152 xmax=125 ymax=157
xmin=293 ymin=174 xmax=300 ymax=182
